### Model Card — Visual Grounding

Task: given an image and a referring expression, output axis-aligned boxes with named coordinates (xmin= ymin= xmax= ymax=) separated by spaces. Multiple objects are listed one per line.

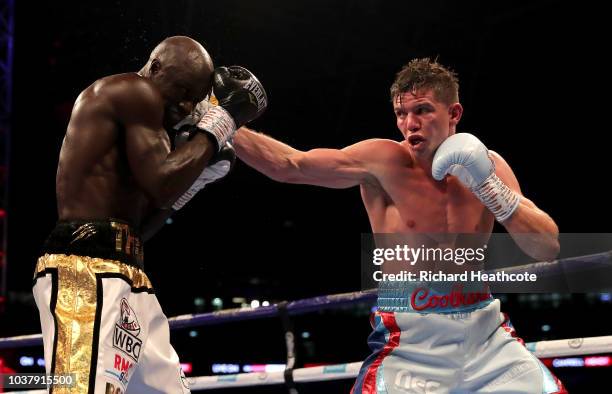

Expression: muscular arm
xmin=491 ymin=151 xmax=560 ymax=261
xmin=116 ymin=78 xmax=215 ymax=207
xmin=233 ymin=127 xmax=378 ymax=188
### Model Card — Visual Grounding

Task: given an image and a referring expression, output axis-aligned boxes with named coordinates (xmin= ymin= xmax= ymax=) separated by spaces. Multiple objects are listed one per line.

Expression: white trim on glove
xmin=196 ymin=106 xmax=237 ymax=150
xmin=171 ymin=159 xmax=232 ymax=211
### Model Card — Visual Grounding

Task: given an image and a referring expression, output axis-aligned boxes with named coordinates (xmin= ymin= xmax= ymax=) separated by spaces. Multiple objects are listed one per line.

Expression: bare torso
xmin=360 ymin=140 xmax=492 ymax=233
xmin=359 ymin=139 xmax=494 ymax=272
xmin=56 ymin=73 xmax=161 ymax=226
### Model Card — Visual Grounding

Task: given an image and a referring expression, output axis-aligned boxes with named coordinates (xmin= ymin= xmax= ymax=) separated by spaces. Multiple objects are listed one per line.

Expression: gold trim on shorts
xmin=34 ymin=254 xmax=153 ymax=393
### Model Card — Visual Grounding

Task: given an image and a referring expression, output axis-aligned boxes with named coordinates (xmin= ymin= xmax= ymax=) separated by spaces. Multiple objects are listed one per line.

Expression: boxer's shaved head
xmin=148 ymin=36 xmax=213 ymax=77
xmin=140 ymin=36 xmax=214 ymax=126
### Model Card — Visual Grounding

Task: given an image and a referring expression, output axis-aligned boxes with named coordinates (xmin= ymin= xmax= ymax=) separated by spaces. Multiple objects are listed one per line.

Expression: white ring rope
xmin=4 ymin=336 xmax=611 ymax=393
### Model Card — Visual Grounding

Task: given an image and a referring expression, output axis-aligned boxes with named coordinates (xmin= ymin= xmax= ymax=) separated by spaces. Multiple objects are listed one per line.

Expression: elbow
xmin=537 ymin=239 xmax=560 ymax=262
xmin=542 ymin=220 xmax=561 ymax=261
xmin=531 ymin=232 xmax=560 ymax=262
xmin=550 ymin=239 xmax=561 ymax=260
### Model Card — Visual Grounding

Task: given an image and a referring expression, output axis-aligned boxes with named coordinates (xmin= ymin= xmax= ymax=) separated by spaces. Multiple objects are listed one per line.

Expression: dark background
xmin=2 ymin=0 xmax=610 ymax=392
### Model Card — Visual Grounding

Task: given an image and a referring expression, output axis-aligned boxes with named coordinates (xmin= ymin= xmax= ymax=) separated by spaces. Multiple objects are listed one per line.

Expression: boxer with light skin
xmin=233 ymin=59 xmax=566 ymax=393
xmin=234 ymin=62 xmax=557 ymax=260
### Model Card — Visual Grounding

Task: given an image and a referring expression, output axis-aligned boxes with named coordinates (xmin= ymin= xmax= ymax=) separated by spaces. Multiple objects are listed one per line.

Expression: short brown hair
xmin=390 ymin=58 xmax=459 ymax=105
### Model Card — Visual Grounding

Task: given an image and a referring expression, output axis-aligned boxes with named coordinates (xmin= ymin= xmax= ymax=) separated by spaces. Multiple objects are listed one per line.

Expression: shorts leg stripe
xmin=48 ymin=269 xmax=59 ymax=394
xmin=360 ymin=312 xmax=401 ymax=393
xmin=87 ymin=276 xmax=104 ymax=394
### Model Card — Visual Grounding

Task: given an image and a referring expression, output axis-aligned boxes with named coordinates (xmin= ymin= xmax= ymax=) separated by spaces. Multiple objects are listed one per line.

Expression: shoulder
xmin=76 ymin=74 xmax=162 ymax=113
xmin=93 ymin=73 xmax=162 ymax=107
xmin=344 ymin=138 xmax=413 ymax=166
xmin=88 ymin=73 xmax=164 ymax=123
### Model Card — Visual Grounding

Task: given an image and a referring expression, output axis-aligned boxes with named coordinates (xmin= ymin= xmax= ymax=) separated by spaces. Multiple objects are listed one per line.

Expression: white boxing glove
xmin=171 ymin=143 xmax=236 ymax=211
xmin=432 ymin=133 xmax=520 ymax=223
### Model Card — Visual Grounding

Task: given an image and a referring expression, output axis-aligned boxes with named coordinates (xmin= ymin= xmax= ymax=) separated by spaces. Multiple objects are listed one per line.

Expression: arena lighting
xmin=549 ymin=356 xmax=612 ymax=368
xmin=551 ymin=358 xmax=583 ymax=368
xmin=212 ymin=364 xmax=240 ymax=374
xmin=584 ymin=356 xmax=612 ymax=367
xmin=212 ymin=297 xmax=223 ymax=308
xmin=211 ymin=363 xmax=286 ymax=374
xmin=180 ymin=362 xmax=193 ymax=374
xmin=242 ymin=364 xmax=286 ymax=373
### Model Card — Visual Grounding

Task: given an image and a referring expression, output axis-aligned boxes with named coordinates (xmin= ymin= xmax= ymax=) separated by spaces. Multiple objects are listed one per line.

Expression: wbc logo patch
xmin=112 ymin=298 xmax=142 ymax=362
xmin=119 ymin=298 xmax=140 ymax=335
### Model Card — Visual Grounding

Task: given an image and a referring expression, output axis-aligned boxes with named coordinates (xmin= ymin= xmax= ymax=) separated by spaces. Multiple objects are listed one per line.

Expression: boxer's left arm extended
xmin=234 ymin=127 xmax=379 ymax=188
xmin=432 ymin=133 xmax=559 ymax=261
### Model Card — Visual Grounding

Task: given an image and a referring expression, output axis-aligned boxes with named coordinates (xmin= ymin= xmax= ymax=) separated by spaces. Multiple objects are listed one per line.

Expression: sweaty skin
xmin=233 ymin=89 xmax=559 ymax=264
xmin=56 ymin=36 xmax=215 ymax=235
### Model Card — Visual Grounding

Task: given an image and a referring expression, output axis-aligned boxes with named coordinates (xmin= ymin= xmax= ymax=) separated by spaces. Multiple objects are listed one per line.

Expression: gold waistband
xmin=34 ymin=253 xmax=152 ymax=289
xmin=42 ymin=219 xmax=144 ymax=268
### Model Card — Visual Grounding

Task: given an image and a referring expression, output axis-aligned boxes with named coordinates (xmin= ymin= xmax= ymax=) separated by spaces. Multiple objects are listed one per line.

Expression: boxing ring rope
xmin=6 ymin=334 xmax=612 ymax=394
xmin=4 ymin=337 xmax=612 ymax=392
xmin=2 ymin=251 xmax=612 ymax=392
xmin=186 ymin=335 xmax=612 ymax=390
xmin=0 ymin=289 xmax=378 ymax=349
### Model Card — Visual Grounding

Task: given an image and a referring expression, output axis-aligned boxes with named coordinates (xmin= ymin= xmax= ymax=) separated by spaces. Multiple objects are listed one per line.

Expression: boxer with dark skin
xmin=56 ymin=36 xmax=215 ymax=236
xmin=34 ymin=37 xmax=267 ymax=393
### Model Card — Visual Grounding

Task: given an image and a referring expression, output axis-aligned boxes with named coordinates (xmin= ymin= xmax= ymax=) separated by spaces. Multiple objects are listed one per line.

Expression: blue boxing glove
xmin=432 ymin=133 xmax=520 ymax=222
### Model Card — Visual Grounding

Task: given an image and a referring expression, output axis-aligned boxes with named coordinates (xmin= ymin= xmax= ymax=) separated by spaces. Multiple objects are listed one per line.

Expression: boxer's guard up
xmin=32 ymin=36 xmax=267 ymax=393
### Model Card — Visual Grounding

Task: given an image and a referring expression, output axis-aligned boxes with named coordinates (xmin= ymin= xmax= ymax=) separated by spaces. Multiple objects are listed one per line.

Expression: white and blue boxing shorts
xmin=351 ymin=281 xmax=567 ymax=393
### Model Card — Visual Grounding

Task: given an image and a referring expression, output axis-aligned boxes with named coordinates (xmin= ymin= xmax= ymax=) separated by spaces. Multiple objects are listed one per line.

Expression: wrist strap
xmin=473 ymin=173 xmax=521 ymax=222
xmin=196 ymin=106 xmax=236 ymax=150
